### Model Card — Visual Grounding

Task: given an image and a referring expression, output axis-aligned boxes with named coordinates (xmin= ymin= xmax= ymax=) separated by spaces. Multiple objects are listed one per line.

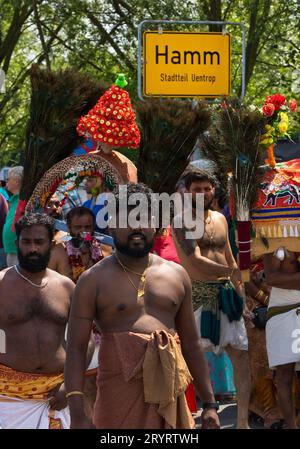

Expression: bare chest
xmin=197 ymin=223 xmax=227 ymax=250
xmin=0 ymin=286 xmax=69 ymax=327
xmin=97 ymin=272 xmax=184 ymax=316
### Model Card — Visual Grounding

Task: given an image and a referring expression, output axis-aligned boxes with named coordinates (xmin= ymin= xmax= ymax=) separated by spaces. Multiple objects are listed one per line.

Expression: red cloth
xmin=11 ymin=199 xmax=27 ymax=232
xmin=152 ymin=226 xmax=180 ymax=264
xmin=185 ymin=383 xmax=197 ymax=413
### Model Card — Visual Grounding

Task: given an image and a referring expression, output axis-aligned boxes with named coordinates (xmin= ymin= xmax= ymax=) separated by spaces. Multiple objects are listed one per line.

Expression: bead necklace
xmin=14 ymin=265 xmax=48 ymax=288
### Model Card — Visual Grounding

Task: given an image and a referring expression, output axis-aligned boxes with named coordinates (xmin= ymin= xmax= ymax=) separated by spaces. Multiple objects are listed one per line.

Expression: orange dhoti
xmin=0 ymin=363 xmax=69 ymax=429
xmin=93 ymin=330 xmax=195 ymax=429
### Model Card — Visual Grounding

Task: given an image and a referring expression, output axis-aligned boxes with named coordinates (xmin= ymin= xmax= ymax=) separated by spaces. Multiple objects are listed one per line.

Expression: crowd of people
xmin=0 ymin=165 xmax=300 ymax=429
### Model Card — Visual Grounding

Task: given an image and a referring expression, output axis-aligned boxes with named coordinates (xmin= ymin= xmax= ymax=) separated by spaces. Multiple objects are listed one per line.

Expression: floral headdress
xmin=77 ymin=74 xmax=140 ymax=154
xmin=260 ymin=93 xmax=298 ymax=167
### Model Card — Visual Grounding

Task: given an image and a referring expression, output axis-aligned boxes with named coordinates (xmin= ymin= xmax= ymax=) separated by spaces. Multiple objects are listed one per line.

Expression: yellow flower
xmin=265 ymin=124 xmax=275 ymax=132
xmin=279 ymin=112 xmax=289 ymax=124
xmin=261 ymin=137 xmax=274 ymax=145
xmin=278 ymin=121 xmax=288 ymax=134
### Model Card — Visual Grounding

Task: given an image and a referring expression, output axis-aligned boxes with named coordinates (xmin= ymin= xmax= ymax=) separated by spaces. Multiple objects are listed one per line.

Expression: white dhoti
xmin=0 ymin=363 xmax=70 ymax=429
xmin=86 ymin=341 xmax=100 ymax=372
xmin=195 ymin=307 xmax=248 ymax=354
xmin=266 ymin=309 xmax=300 ymax=369
xmin=266 ymin=287 xmax=300 ymax=369
xmin=0 ymin=396 xmax=70 ymax=429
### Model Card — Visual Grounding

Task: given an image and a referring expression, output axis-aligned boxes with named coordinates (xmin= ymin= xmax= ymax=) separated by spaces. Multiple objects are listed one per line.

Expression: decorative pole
xmin=266 ymin=143 xmax=276 ymax=168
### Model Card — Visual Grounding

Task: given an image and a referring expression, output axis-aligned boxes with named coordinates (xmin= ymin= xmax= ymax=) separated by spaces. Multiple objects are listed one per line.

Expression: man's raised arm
xmin=172 ymin=224 xmax=241 ymax=282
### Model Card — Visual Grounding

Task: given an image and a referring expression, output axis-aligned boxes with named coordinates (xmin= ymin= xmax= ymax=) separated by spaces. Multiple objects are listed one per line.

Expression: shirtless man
xmin=172 ymin=169 xmax=251 ymax=429
xmin=0 ymin=213 xmax=74 ymax=428
xmin=48 ymin=206 xmax=111 ymax=282
xmin=65 ymin=183 xmax=220 ymax=429
xmin=264 ymin=248 xmax=300 ymax=428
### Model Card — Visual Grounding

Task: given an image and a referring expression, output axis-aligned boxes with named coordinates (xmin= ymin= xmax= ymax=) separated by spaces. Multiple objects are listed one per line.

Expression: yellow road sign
xmin=143 ymin=31 xmax=231 ymax=98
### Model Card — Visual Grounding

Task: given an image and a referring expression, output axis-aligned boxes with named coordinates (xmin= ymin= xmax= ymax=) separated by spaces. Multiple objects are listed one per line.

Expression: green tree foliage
xmin=0 ymin=0 xmax=299 ymax=165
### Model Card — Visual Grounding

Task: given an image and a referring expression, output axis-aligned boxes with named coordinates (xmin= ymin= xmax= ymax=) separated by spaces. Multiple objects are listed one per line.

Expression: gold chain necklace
xmin=114 ymin=253 xmax=151 ymax=298
xmin=203 ymin=210 xmax=215 ymax=245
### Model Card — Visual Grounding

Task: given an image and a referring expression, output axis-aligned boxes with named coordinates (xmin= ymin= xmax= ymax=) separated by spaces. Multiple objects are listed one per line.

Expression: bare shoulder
xmin=47 ymin=267 xmax=75 ymax=291
xmin=0 ymin=267 xmax=12 ymax=283
xmin=152 ymin=254 xmax=190 ymax=283
xmin=76 ymin=255 xmax=113 ymax=286
xmin=211 ymin=210 xmax=227 ymax=223
xmin=51 ymin=242 xmax=66 ymax=257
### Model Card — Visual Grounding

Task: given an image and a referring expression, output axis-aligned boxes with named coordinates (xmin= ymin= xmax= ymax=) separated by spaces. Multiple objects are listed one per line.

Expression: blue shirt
xmin=83 ymin=193 xmax=108 ymax=233
xmin=0 ymin=187 xmax=9 ymax=201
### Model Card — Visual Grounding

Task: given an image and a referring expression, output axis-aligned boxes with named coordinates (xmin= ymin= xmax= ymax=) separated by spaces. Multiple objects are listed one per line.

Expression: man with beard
xmin=172 ymin=169 xmax=252 ymax=429
xmin=65 ymin=183 xmax=220 ymax=429
xmin=48 ymin=206 xmax=103 ymax=283
xmin=0 ymin=213 xmax=74 ymax=428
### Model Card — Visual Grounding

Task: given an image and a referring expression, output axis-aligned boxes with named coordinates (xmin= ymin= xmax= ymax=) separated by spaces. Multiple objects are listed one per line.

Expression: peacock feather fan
xmin=204 ymin=99 xmax=267 ymax=220
xmin=20 ymin=64 xmax=108 ymax=202
xmin=136 ymin=98 xmax=211 ymax=194
xmin=201 ymin=123 xmax=230 ymax=193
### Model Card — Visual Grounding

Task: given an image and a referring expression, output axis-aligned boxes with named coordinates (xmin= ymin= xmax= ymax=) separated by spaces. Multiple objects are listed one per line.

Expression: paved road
xmin=194 ymin=401 xmax=264 ymax=429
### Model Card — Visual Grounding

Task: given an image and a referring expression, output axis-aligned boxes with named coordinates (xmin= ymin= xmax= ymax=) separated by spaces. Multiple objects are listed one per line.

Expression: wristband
xmin=66 ymin=390 xmax=84 ymax=398
xmin=202 ymin=402 xmax=219 ymax=411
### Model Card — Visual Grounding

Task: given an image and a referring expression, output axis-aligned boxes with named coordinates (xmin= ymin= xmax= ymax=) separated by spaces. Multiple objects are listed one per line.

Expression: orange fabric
xmin=143 ymin=330 xmax=193 ymax=429
xmin=0 ymin=363 xmax=64 ymax=400
xmin=93 ymin=331 xmax=195 ymax=429
xmin=49 ymin=409 xmax=62 ymax=429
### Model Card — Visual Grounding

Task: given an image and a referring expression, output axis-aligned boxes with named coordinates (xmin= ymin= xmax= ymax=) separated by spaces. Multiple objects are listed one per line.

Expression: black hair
xmin=114 ymin=183 xmax=154 ymax=214
xmin=214 ymin=186 xmax=228 ymax=209
xmin=182 ymin=169 xmax=218 ymax=190
xmin=66 ymin=206 xmax=95 ymax=226
xmin=15 ymin=212 xmax=55 ymax=242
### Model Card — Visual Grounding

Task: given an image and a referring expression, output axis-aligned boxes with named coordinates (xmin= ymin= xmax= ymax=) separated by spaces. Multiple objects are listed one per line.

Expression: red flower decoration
xmin=77 ymin=84 xmax=140 ymax=149
xmin=265 ymin=94 xmax=286 ymax=110
xmin=289 ymin=98 xmax=298 ymax=113
xmin=262 ymin=103 xmax=275 ymax=117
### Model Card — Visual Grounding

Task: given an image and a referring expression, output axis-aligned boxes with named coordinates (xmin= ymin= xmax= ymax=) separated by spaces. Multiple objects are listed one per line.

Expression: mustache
xmin=128 ymin=232 xmax=146 ymax=239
